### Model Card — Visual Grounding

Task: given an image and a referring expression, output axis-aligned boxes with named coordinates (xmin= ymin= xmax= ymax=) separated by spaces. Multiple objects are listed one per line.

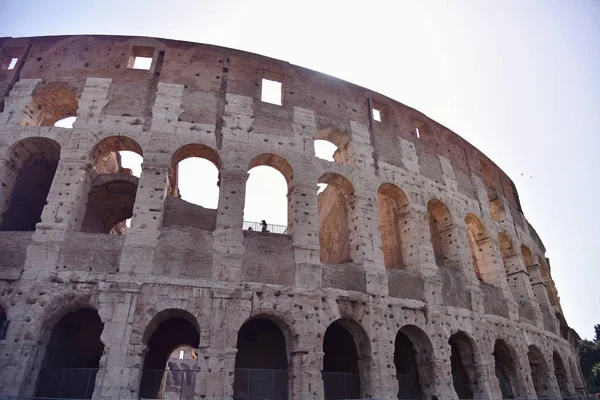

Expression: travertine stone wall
xmin=0 ymin=35 xmax=585 ymax=400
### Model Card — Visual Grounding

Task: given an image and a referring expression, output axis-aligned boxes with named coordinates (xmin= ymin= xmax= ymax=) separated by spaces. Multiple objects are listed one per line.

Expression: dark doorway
xmin=449 ymin=333 xmax=476 ymax=399
xmin=323 ymin=322 xmax=361 ymax=399
xmin=139 ymin=315 xmax=199 ymax=399
xmin=493 ymin=340 xmax=516 ymax=399
xmin=233 ymin=318 xmax=289 ymax=400
xmin=394 ymin=331 xmax=422 ymax=399
xmin=35 ymin=308 xmax=104 ymax=399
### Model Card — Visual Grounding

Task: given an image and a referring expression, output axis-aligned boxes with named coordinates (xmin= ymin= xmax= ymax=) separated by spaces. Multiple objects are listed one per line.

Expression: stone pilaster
xmin=194 ymin=347 xmax=237 ymax=399
xmin=528 ymin=264 xmax=559 ymax=333
xmin=503 ymin=254 xmax=543 ymax=327
xmin=119 ymin=156 xmax=170 ymax=275
xmin=0 ymin=78 xmax=40 ymax=126
xmin=212 ymin=169 xmax=248 ymax=282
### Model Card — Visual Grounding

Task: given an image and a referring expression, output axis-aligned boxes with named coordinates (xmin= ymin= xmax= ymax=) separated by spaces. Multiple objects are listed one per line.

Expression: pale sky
xmin=2 ymin=0 xmax=598 ymax=339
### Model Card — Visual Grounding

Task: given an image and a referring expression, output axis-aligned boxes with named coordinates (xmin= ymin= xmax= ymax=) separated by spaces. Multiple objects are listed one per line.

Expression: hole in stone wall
xmin=314 ymin=140 xmax=338 ymax=162
xmin=127 ymin=46 xmax=154 ymax=70
xmin=54 ymin=116 xmax=76 ymax=129
xmin=177 ymin=158 xmax=219 ymax=209
xmin=449 ymin=332 xmax=477 ymax=399
xmin=261 ymin=78 xmax=282 ymax=105
xmin=314 ymin=126 xmax=353 ymax=166
xmin=427 ymin=199 xmax=453 ymax=268
xmin=372 ymin=108 xmax=381 ymax=122
xmin=416 ymin=127 xmax=420 ymax=139
xmin=22 ymin=82 xmax=78 ymax=127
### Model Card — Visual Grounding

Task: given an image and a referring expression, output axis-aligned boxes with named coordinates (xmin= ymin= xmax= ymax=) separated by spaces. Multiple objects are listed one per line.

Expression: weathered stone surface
xmin=0 ymin=35 xmax=585 ymax=400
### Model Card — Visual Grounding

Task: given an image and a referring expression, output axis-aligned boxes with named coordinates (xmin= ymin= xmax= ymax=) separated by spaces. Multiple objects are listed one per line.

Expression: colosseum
xmin=0 ymin=34 xmax=586 ymax=400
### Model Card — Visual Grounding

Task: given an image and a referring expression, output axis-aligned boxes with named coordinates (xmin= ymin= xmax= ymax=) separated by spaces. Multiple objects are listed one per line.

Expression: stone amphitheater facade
xmin=0 ymin=35 xmax=586 ymax=400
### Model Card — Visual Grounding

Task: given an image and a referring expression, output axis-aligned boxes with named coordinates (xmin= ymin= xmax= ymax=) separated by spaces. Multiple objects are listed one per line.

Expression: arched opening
xmin=314 ymin=126 xmax=353 ymax=165
xmin=318 ymin=173 xmax=354 ymax=264
xmin=394 ymin=325 xmax=434 ymax=399
xmin=322 ymin=320 xmax=370 ymax=399
xmin=233 ymin=318 xmax=289 ymax=400
xmin=21 ymin=82 xmax=78 ymax=127
xmin=521 ymin=245 xmax=534 ymax=269
xmin=553 ymin=351 xmax=571 ymax=398
xmin=35 ymin=308 xmax=104 ymax=399
xmin=159 ymin=345 xmax=197 ymax=400
xmin=139 ymin=310 xmax=200 ymax=399
xmin=163 ymin=144 xmax=221 ymax=231
xmin=0 ymin=137 xmax=60 ymax=231
xmin=465 ymin=214 xmax=495 ymax=283
xmin=449 ymin=332 xmax=478 ymax=399
xmin=81 ymin=136 xmax=143 ymax=234
xmin=377 ymin=183 xmax=410 ymax=269
xmin=54 ymin=116 xmax=77 ymax=129
xmin=0 ymin=304 xmax=8 ymax=340
xmin=527 ymin=345 xmax=552 ymax=398
xmin=493 ymin=340 xmax=518 ymax=399
xmin=427 ymin=199 xmax=453 ymax=268
xmin=243 ymin=153 xmax=292 ymax=234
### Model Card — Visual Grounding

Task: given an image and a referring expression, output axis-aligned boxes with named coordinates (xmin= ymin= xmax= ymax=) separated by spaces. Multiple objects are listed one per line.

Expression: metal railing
xmin=233 ymin=368 xmax=288 ymax=400
xmin=32 ymin=368 xmax=99 ymax=399
xmin=322 ymin=371 xmax=361 ymax=399
xmin=243 ymin=221 xmax=288 ymax=234
xmin=140 ymin=369 xmax=198 ymax=400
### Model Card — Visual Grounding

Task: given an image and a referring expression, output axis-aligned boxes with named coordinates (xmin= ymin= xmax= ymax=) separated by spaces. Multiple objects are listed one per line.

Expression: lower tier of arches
xmin=0 ymin=282 xmax=586 ymax=400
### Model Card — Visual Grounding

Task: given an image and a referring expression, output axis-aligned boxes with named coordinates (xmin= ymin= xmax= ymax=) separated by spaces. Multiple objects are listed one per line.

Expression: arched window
xmin=0 ymin=138 xmax=60 ymax=231
xmin=81 ymin=136 xmax=143 ymax=235
xmin=553 ymin=351 xmax=572 ymax=398
xmin=243 ymin=154 xmax=293 ymax=234
xmin=318 ymin=173 xmax=354 ymax=264
xmin=427 ymin=199 xmax=454 ymax=268
xmin=322 ymin=320 xmax=371 ymax=399
xmin=521 ymin=245 xmax=534 ymax=268
xmin=449 ymin=332 xmax=479 ymax=399
xmin=394 ymin=326 xmax=434 ymax=399
xmin=488 ymin=194 xmax=506 ymax=223
xmin=139 ymin=310 xmax=200 ymax=399
xmin=314 ymin=126 xmax=353 ymax=165
xmin=527 ymin=345 xmax=553 ymax=398
xmin=377 ymin=183 xmax=410 ymax=269
xmin=493 ymin=340 xmax=519 ymax=399
xmin=35 ymin=308 xmax=104 ymax=399
xmin=233 ymin=318 xmax=289 ymax=400
xmin=465 ymin=214 xmax=495 ymax=283
xmin=163 ymin=144 xmax=221 ymax=231
xmin=21 ymin=82 xmax=78 ymax=127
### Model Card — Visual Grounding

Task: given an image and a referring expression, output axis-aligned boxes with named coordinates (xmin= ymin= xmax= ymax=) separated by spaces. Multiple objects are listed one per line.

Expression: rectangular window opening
xmin=373 ymin=108 xmax=381 ymax=122
xmin=416 ymin=127 xmax=421 ymax=139
xmin=261 ymin=78 xmax=282 ymax=105
xmin=8 ymin=58 xmax=18 ymax=70
xmin=127 ymin=46 xmax=155 ymax=70
xmin=179 ymin=350 xmax=184 ymax=360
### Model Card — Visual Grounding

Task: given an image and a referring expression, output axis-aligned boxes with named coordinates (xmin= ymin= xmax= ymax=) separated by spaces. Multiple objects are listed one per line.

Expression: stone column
xmin=94 ymin=283 xmax=140 ymax=400
xmin=528 ymin=264 xmax=559 ymax=333
xmin=288 ymin=182 xmax=321 ymax=290
xmin=400 ymin=205 xmax=438 ymax=277
xmin=194 ymin=347 xmax=237 ymax=399
xmin=212 ymin=169 xmax=248 ymax=282
xmin=503 ymin=253 xmax=543 ymax=327
xmin=289 ymin=349 xmax=324 ymax=400
xmin=450 ymin=224 xmax=486 ymax=313
xmin=0 ymin=78 xmax=40 ymax=126
xmin=119 ymin=156 xmax=170 ymax=275
xmin=348 ymin=191 xmax=388 ymax=296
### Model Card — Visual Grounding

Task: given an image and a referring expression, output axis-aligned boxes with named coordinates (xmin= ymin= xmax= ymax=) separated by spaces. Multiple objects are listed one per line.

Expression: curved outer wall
xmin=0 ymin=35 xmax=584 ymax=399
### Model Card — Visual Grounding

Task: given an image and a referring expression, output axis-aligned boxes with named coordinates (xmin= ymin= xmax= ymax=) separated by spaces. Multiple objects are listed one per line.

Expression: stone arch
xmin=168 ymin=143 xmax=222 ymax=197
xmin=318 ymin=173 xmax=354 ymax=263
xmin=492 ymin=339 xmax=524 ymax=399
xmin=21 ymin=82 xmax=78 ymax=127
xmin=244 ymin=153 xmax=294 ymax=232
xmin=322 ymin=318 xmax=372 ymax=399
xmin=521 ymin=245 xmax=534 ymax=268
xmin=233 ymin=316 xmax=291 ymax=400
xmin=527 ymin=345 xmax=553 ymax=398
xmin=377 ymin=183 xmax=410 ymax=269
xmin=448 ymin=331 xmax=482 ymax=399
xmin=34 ymin=306 xmax=104 ymax=399
xmin=395 ymin=324 xmax=436 ymax=399
xmin=138 ymin=308 xmax=202 ymax=399
xmin=488 ymin=194 xmax=507 ymax=222
xmin=427 ymin=198 xmax=455 ymax=268
xmin=0 ymin=137 xmax=61 ymax=231
xmin=465 ymin=213 xmax=497 ymax=284
xmin=242 ymin=308 xmax=298 ymax=353
xmin=314 ymin=125 xmax=353 ymax=165
xmin=553 ymin=350 xmax=572 ymax=398
xmin=90 ymin=135 xmax=143 ymax=173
